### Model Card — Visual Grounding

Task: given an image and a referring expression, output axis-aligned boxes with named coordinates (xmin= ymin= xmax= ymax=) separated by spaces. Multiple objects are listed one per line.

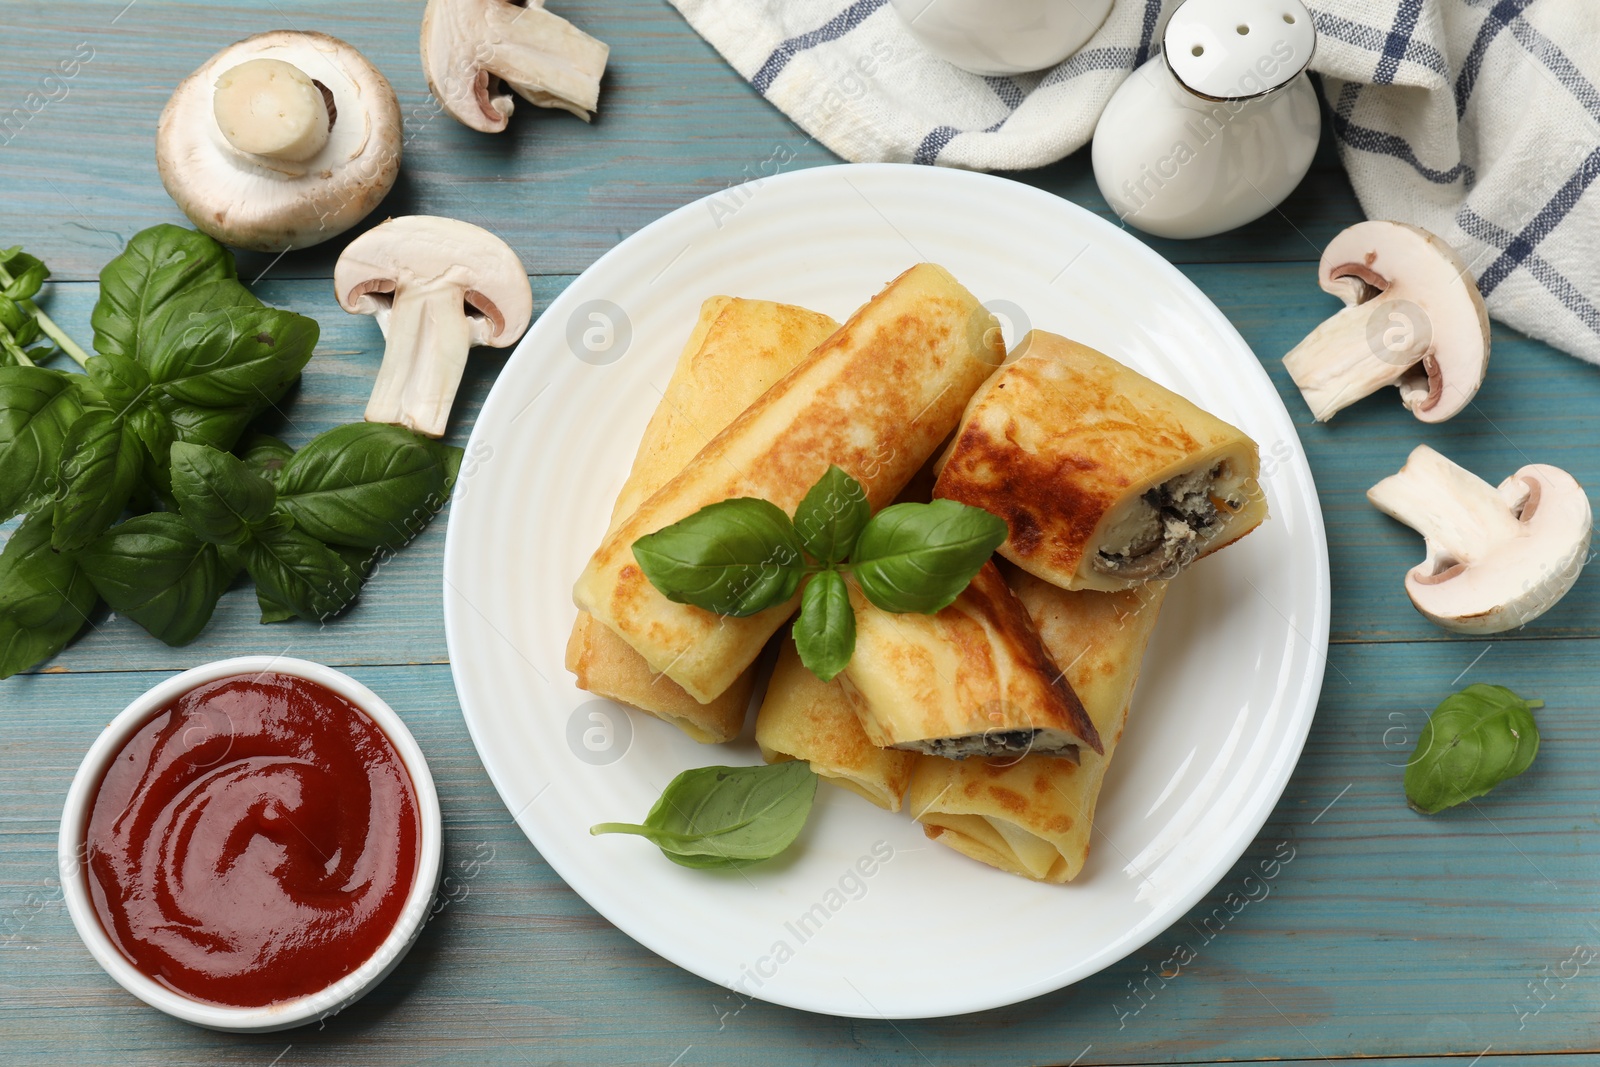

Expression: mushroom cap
xmin=420 ymin=0 xmax=609 ymax=133
xmin=156 ymin=31 xmax=403 ymax=252
xmin=1403 ymin=462 xmax=1592 ymax=634
xmin=1317 ymin=220 xmax=1491 ymax=423
xmin=334 ymin=215 xmax=534 ymax=347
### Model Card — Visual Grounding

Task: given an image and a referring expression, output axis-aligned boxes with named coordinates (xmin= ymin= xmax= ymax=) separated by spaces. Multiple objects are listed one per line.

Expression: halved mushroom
xmin=156 ymin=31 xmax=402 ymax=252
xmin=335 ymin=216 xmax=534 ymax=438
xmin=421 ymin=0 xmax=610 ymax=133
xmin=1368 ymin=445 xmax=1592 ymax=634
xmin=1283 ymin=221 xmax=1490 ymax=423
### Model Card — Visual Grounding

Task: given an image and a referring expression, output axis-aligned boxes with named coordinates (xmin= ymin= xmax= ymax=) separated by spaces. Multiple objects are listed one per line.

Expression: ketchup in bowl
xmin=85 ymin=672 xmax=421 ymax=1008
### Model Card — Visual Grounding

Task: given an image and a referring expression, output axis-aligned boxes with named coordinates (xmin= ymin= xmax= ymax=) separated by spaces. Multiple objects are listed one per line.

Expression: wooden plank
xmin=0 ymin=0 xmax=1363 ymax=282
xmin=2 ymin=645 xmax=1599 ymax=1064
xmin=12 ymin=257 xmax=1600 ymax=678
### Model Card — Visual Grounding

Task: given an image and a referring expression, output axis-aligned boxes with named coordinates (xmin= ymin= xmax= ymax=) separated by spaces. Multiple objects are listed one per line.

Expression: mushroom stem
xmin=1282 ymin=299 xmax=1432 ymax=421
xmin=481 ymin=1 xmax=609 ymax=121
xmin=365 ymin=286 xmax=475 ymax=439
xmin=213 ymin=58 xmax=331 ymax=164
xmin=1367 ymin=446 xmax=1528 ymax=577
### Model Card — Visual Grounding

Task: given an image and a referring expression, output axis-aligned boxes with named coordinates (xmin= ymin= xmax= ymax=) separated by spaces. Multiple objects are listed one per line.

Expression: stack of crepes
xmin=570 ymin=265 xmax=1267 ymax=883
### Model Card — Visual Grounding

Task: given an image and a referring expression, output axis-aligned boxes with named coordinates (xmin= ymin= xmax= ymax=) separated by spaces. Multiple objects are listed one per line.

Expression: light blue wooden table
xmin=5 ymin=2 xmax=1600 ymax=1065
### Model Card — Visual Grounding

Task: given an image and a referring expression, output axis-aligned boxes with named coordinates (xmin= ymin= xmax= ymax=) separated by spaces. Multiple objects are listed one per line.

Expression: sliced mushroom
xmin=156 ymin=31 xmax=402 ymax=252
xmin=334 ymin=216 xmax=534 ymax=438
xmin=1367 ymin=445 xmax=1591 ymax=634
xmin=421 ymin=0 xmax=610 ymax=133
xmin=1283 ymin=221 xmax=1490 ymax=424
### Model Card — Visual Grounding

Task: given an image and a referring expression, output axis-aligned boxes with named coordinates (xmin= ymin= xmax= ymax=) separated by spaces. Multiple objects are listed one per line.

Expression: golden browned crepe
xmin=755 ymin=636 xmax=917 ymax=811
xmin=565 ymin=297 xmax=839 ymax=742
xmin=573 ymin=264 xmax=1005 ymax=704
xmin=909 ymin=571 xmax=1168 ymax=883
xmin=838 ymin=562 xmax=1102 ymax=760
xmin=934 ymin=331 xmax=1266 ymax=592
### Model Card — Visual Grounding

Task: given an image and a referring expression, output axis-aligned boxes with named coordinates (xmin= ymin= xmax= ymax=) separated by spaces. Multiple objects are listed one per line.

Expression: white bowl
xmin=58 ymin=656 xmax=443 ymax=1032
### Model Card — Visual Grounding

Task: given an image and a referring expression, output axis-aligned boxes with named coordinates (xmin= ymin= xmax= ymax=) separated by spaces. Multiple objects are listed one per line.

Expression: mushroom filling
xmin=903 ymin=730 xmax=1079 ymax=760
xmin=1093 ymin=464 xmax=1240 ymax=580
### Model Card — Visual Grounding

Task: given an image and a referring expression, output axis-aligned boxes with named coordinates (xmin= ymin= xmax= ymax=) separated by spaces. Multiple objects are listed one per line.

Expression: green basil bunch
xmin=1405 ymin=683 xmax=1543 ymax=814
xmin=631 ymin=465 xmax=1008 ymax=682
xmin=0 ymin=227 xmax=462 ymax=678
xmin=591 ymin=761 xmax=818 ymax=869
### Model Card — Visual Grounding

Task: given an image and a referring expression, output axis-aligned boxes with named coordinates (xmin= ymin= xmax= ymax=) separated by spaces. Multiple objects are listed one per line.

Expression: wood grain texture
xmin=0 ymin=1 xmax=1362 ymax=282
xmin=4 ymin=647 xmax=1600 ymax=1066
xmin=4 ymin=0 xmax=1600 ymax=1063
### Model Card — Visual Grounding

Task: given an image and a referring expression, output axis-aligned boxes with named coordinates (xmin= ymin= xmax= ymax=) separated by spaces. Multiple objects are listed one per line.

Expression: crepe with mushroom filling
xmin=838 ymin=562 xmax=1102 ymax=760
xmin=934 ymin=331 xmax=1266 ymax=592
xmin=909 ymin=571 xmax=1168 ymax=883
xmin=566 ymin=297 xmax=840 ymax=743
xmin=755 ymin=635 xmax=918 ymax=811
xmin=574 ymin=263 xmax=1005 ymax=704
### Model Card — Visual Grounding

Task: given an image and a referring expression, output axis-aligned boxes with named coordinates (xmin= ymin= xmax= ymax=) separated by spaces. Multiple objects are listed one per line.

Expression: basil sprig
xmin=1405 ymin=684 xmax=1543 ymax=814
xmin=591 ymin=761 xmax=818 ymax=869
xmin=0 ymin=226 xmax=466 ymax=676
xmin=631 ymin=466 xmax=1006 ymax=682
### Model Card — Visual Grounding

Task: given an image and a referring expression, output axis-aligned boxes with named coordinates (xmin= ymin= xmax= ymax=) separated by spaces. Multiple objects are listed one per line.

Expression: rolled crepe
xmin=838 ymin=562 xmax=1102 ymax=760
xmin=755 ymin=636 xmax=917 ymax=811
xmin=566 ymin=296 xmax=839 ymax=743
xmin=574 ymin=263 xmax=1004 ymax=704
xmin=909 ymin=572 xmax=1169 ymax=883
xmin=934 ymin=331 xmax=1267 ymax=592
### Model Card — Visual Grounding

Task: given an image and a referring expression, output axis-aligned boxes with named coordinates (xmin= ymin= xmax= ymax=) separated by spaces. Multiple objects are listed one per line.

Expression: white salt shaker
xmin=890 ymin=0 xmax=1114 ymax=76
xmin=1092 ymin=0 xmax=1320 ymax=239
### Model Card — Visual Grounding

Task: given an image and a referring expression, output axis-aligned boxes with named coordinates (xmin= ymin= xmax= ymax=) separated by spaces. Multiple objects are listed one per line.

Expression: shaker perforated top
xmin=1162 ymin=0 xmax=1316 ymax=101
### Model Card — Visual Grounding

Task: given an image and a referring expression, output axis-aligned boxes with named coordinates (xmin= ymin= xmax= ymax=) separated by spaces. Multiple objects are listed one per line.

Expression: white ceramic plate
xmin=443 ymin=164 xmax=1329 ymax=1019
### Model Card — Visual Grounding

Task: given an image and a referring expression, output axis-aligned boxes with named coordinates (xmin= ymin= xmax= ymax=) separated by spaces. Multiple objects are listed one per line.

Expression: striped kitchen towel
xmin=669 ymin=0 xmax=1600 ymax=365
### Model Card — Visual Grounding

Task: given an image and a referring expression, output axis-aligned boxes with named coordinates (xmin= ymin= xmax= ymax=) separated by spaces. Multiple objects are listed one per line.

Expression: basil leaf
xmin=52 ymin=409 xmax=142 ymax=553
xmin=632 ymin=498 xmax=806 ymax=617
xmin=239 ymin=432 xmax=294 ymax=486
xmin=0 ymin=366 xmax=83 ymax=522
xmin=170 ymin=441 xmax=276 ymax=546
xmin=128 ymin=404 xmax=174 ymax=472
xmin=793 ymin=570 xmax=855 ymax=682
xmin=157 ymin=394 xmax=257 ymax=451
xmin=333 ymin=543 xmax=378 ymax=579
xmin=244 ymin=526 xmax=363 ymax=622
xmin=850 ymin=499 xmax=1008 ymax=614
xmin=86 ymin=352 xmax=153 ymax=416
xmin=142 ymin=279 xmax=263 ymax=345
xmin=591 ymin=761 xmax=818 ymax=869
xmin=0 ymin=512 xmax=97 ymax=678
xmin=0 ymin=250 xmax=48 ymax=301
xmin=77 ymin=513 xmax=232 ymax=646
xmin=1405 ymin=684 xmax=1542 ymax=814
xmin=256 ymin=585 xmax=297 ymax=624
xmin=793 ymin=465 xmax=871 ymax=565
xmin=91 ymin=225 xmax=236 ymax=363
xmin=275 ymin=423 xmax=459 ymax=550
xmin=147 ymin=304 xmax=318 ymax=410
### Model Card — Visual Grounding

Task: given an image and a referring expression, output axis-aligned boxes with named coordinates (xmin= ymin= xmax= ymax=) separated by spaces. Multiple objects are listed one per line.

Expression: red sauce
xmin=86 ymin=673 xmax=420 ymax=1008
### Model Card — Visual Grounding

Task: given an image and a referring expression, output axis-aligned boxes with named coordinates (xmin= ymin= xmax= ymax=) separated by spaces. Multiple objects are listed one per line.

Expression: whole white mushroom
xmin=157 ymin=31 xmax=403 ymax=252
